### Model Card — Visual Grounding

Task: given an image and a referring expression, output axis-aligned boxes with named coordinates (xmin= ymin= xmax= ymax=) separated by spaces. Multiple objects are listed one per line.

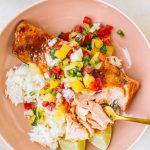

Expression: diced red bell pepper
xmin=67 ymin=50 xmax=73 ymax=57
xmin=105 ymin=25 xmax=113 ymax=34
xmin=42 ymin=101 xmax=50 ymax=107
xmin=48 ymin=102 xmax=56 ymax=111
xmin=59 ymin=83 xmax=65 ymax=89
xmin=24 ymin=103 xmax=33 ymax=110
xmin=84 ymin=33 xmax=92 ymax=44
xmin=90 ymin=78 xmax=103 ymax=91
xmin=102 ymin=35 xmax=111 ymax=45
xmin=98 ymin=25 xmax=113 ymax=39
xmin=84 ymin=67 xmax=93 ymax=73
xmin=97 ymin=26 xmax=106 ymax=38
xmin=74 ymin=25 xmax=83 ymax=33
xmin=59 ymin=32 xmax=70 ymax=41
xmin=83 ymin=16 xmax=92 ymax=25
xmin=73 ymin=45 xmax=79 ymax=50
xmin=83 ymin=50 xmax=90 ymax=56
xmin=55 ymin=44 xmax=63 ymax=49
xmin=52 ymin=66 xmax=62 ymax=74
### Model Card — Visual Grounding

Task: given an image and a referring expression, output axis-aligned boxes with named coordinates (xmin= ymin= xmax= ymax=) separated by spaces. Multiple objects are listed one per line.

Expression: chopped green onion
xmin=52 ymin=74 xmax=58 ymax=80
xmin=32 ymin=117 xmax=38 ymax=126
xmin=50 ymin=48 xmax=57 ymax=59
xmin=83 ymin=56 xmax=90 ymax=65
xmin=66 ymin=70 xmax=72 ymax=76
xmin=29 ymin=91 xmax=36 ymax=96
xmin=94 ymin=60 xmax=100 ymax=65
xmin=75 ymin=37 xmax=80 ymax=42
xmin=116 ymin=29 xmax=125 ymax=37
xmin=87 ymin=43 xmax=92 ymax=50
xmin=76 ymin=72 xmax=82 ymax=77
xmin=100 ymin=45 xmax=107 ymax=54
xmin=37 ymin=112 xmax=42 ymax=120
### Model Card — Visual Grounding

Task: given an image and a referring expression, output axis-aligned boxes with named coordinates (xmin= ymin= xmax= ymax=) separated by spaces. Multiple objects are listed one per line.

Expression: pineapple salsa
xmin=24 ymin=16 xmax=114 ymax=125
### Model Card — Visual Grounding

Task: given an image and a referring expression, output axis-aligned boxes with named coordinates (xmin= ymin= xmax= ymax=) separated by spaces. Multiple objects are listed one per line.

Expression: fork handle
xmin=117 ymin=116 xmax=150 ymax=125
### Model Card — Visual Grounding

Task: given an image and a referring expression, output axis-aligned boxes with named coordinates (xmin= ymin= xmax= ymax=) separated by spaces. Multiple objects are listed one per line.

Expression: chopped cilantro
xmin=117 ymin=29 xmax=125 ymax=37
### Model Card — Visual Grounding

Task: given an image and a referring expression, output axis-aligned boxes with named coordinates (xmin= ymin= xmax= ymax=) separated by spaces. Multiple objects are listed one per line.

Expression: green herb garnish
xmin=92 ymin=30 xmax=98 ymax=37
xmin=87 ymin=43 xmax=92 ymax=50
xmin=50 ymin=48 xmax=57 ymax=59
xmin=29 ymin=91 xmax=36 ymax=96
xmin=52 ymin=74 xmax=58 ymax=80
xmin=52 ymin=91 xmax=57 ymax=97
xmin=116 ymin=29 xmax=125 ymax=37
xmin=94 ymin=60 xmax=100 ymax=65
xmin=32 ymin=117 xmax=38 ymax=126
xmin=58 ymin=32 xmax=64 ymax=37
xmin=83 ymin=56 xmax=90 ymax=65
xmin=75 ymin=37 xmax=80 ymax=42
xmin=100 ymin=45 xmax=107 ymax=54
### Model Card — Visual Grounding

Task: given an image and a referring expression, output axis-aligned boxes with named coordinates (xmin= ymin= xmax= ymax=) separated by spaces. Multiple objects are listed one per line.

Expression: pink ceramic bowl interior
xmin=0 ymin=0 xmax=149 ymax=150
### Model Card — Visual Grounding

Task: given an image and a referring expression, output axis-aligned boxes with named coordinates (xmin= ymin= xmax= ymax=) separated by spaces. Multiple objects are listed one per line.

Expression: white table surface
xmin=0 ymin=0 xmax=150 ymax=150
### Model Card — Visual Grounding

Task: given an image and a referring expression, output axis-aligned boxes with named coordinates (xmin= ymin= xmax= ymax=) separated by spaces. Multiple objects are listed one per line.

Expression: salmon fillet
xmin=12 ymin=21 xmax=61 ymax=73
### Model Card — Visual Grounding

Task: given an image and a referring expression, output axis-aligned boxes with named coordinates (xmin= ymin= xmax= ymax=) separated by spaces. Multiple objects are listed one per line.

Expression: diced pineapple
xmin=50 ymin=79 xmax=60 ymax=89
xmin=91 ymin=47 xmax=100 ymax=55
xmin=106 ymin=46 xmax=114 ymax=56
xmin=40 ymin=93 xmax=56 ymax=102
xmin=53 ymin=105 xmax=65 ymax=120
xmin=40 ymin=88 xmax=50 ymax=96
xmin=90 ymin=52 xmax=100 ymax=65
xmin=90 ymin=52 xmax=102 ymax=69
xmin=92 ymin=38 xmax=103 ymax=49
xmin=28 ymin=63 xmax=41 ymax=75
xmin=69 ymin=32 xmax=78 ymax=39
xmin=83 ymin=74 xmax=95 ymax=88
xmin=55 ymin=44 xmax=71 ymax=60
xmin=70 ymin=80 xmax=84 ymax=93
xmin=71 ymin=61 xmax=83 ymax=69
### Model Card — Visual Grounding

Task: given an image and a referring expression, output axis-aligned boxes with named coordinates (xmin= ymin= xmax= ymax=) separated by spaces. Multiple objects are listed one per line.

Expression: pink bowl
xmin=0 ymin=0 xmax=149 ymax=150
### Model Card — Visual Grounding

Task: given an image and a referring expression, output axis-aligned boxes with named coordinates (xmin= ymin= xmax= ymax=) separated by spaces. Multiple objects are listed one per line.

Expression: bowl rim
xmin=0 ymin=0 xmax=149 ymax=149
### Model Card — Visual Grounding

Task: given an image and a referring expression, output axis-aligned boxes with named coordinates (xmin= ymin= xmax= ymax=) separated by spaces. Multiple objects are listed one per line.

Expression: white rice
xmin=29 ymin=111 xmax=66 ymax=150
xmin=5 ymin=64 xmax=45 ymax=105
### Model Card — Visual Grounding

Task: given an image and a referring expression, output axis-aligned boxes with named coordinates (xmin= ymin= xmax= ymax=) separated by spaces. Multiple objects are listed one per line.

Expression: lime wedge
xmin=59 ymin=138 xmax=86 ymax=150
xmin=89 ymin=125 xmax=112 ymax=150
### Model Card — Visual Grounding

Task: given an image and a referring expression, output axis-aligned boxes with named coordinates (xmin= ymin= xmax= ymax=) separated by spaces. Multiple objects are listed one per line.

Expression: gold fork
xmin=104 ymin=106 xmax=150 ymax=125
